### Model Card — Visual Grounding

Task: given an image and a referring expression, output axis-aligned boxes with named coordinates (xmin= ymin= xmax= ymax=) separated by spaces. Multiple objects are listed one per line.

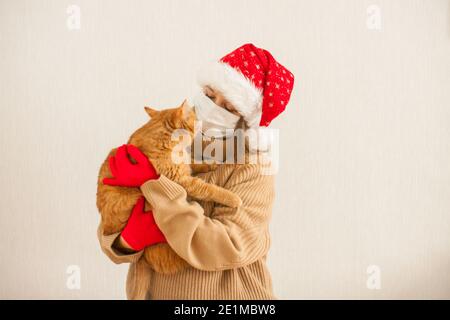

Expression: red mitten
xmin=103 ymin=144 xmax=159 ymax=187
xmin=121 ymin=197 xmax=167 ymax=251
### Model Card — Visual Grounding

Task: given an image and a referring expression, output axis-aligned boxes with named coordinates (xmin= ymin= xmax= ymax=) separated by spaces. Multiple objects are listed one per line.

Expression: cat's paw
xmin=226 ymin=194 xmax=242 ymax=208
xmin=190 ymin=163 xmax=218 ymax=174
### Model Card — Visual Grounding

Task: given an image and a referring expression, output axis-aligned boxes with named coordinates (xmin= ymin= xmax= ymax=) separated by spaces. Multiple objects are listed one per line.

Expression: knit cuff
xmin=101 ymin=231 xmax=120 ymax=250
xmin=140 ymin=175 xmax=186 ymax=207
xmin=97 ymin=226 xmax=143 ymax=263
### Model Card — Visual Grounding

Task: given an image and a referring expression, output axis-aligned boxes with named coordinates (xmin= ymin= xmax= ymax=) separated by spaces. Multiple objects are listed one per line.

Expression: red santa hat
xmin=197 ymin=43 xmax=294 ymax=130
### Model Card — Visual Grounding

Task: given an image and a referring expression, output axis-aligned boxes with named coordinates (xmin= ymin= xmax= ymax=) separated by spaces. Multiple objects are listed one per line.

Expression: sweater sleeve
xmin=139 ymin=165 xmax=275 ymax=271
xmin=97 ymin=223 xmax=144 ymax=264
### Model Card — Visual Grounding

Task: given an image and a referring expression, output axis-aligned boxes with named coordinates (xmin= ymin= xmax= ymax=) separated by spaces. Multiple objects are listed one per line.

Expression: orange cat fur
xmin=96 ymin=100 xmax=242 ymax=274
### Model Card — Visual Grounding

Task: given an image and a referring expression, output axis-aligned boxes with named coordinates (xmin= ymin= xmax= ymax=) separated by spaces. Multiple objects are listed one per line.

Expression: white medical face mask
xmin=192 ymin=91 xmax=241 ymax=138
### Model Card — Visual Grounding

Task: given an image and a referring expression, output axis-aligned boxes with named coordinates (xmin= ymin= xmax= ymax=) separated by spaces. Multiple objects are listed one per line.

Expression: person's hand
xmin=103 ymin=144 xmax=159 ymax=187
xmin=120 ymin=197 xmax=167 ymax=251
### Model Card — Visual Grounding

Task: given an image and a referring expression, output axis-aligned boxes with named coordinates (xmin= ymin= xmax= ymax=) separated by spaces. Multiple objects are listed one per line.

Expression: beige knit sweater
xmin=97 ymin=163 xmax=275 ymax=299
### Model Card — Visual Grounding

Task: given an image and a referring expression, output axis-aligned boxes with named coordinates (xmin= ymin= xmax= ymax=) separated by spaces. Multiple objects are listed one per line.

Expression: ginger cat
xmin=96 ymin=100 xmax=242 ymax=274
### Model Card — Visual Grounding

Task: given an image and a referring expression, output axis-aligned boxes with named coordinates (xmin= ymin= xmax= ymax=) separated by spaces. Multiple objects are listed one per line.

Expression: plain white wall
xmin=0 ymin=0 xmax=449 ymax=299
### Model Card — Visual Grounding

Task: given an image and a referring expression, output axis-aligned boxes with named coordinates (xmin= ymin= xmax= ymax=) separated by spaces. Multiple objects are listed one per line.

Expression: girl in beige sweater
xmin=97 ymin=43 xmax=294 ymax=299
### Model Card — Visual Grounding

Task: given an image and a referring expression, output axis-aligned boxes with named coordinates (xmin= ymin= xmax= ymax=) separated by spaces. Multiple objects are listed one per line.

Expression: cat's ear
xmin=179 ymin=99 xmax=193 ymax=120
xmin=144 ymin=106 xmax=159 ymax=118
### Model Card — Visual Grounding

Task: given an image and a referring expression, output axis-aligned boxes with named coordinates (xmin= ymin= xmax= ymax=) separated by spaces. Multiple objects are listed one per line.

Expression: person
xmin=97 ymin=43 xmax=294 ymax=299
